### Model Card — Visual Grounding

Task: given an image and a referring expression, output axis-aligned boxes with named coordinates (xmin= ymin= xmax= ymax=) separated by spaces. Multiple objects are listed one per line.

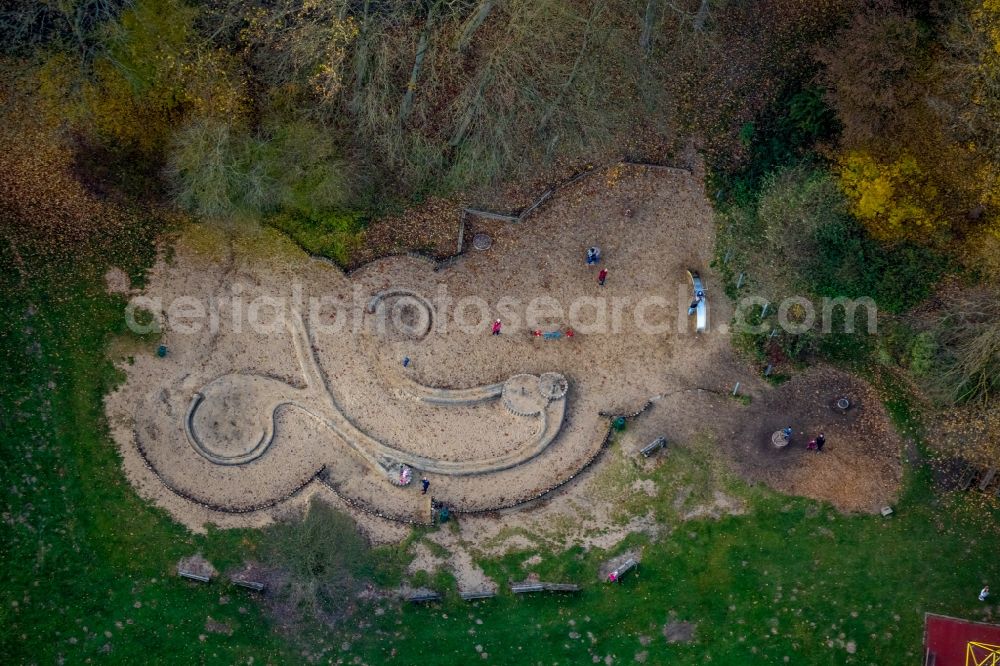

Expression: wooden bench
xmin=512 ymin=581 xmax=580 ymax=594
xmin=978 ymin=468 xmax=998 ymax=491
xmin=640 ymin=437 xmax=667 ymax=457
xmin=178 ymin=570 xmax=211 ymax=583
xmin=407 ymin=591 xmax=442 ymax=603
xmin=460 ymin=590 xmax=496 ymax=601
xmin=608 ymin=558 xmax=638 ymax=582
xmin=542 ymin=583 xmax=580 ymax=593
xmin=511 ymin=582 xmax=545 ymax=594
xmin=231 ymin=578 xmax=265 ymax=592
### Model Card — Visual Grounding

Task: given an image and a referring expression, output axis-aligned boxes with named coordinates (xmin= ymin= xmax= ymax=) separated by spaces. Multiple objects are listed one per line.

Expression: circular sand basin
xmin=771 ymin=430 xmax=790 ymax=449
xmin=502 ymin=374 xmax=548 ymax=416
xmin=539 ymin=372 xmax=568 ymax=400
xmin=369 ymin=290 xmax=433 ymax=340
xmin=187 ymin=375 xmax=297 ymax=465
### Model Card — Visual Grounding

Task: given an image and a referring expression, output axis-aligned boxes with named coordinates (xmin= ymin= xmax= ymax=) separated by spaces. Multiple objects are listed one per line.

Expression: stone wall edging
xmin=140 ymin=159 xmax=689 ymax=523
xmin=132 ymin=415 xmax=324 ymax=515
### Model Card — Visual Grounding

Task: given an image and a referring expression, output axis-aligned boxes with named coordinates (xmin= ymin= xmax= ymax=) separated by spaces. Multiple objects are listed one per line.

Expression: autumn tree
xmin=0 ymin=0 xmax=129 ymax=56
xmin=226 ymin=0 xmax=359 ymax=117
xmin=819 ymin=0 xmax=1000 ymax=260
xmin=73 ymin=0 xmax=246 ymax=156
xmin=935 ymin=0 xmax=1000 ymax=279
xmin=836 ymin=151 xmax=947 ymax=243
xmin=165 ymin=117 xmax=352 ymax=219
xmin=816 ymin=1 xmax=931 ymax=152
xmin=931 ymin=285 xmax=1000 ymax=405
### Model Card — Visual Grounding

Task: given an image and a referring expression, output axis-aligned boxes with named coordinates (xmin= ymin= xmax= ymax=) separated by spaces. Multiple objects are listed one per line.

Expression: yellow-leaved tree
xmin=837 ymin=151 xmax=946 ymax=243
xmin=81 ymin=0 xmax=247 ymax=155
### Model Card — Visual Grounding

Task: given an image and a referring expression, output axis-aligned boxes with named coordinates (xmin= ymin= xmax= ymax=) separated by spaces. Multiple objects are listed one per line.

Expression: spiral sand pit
xmin=105 ymin=164 xmax=901 ymax=533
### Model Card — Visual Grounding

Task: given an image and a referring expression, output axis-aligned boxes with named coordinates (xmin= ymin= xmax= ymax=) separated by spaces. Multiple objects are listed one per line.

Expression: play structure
xmin=687 ymin=269 xmax=708 ymax=333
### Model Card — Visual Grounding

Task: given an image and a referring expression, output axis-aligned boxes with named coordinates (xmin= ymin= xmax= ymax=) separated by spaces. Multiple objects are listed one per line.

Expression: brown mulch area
xmin=353 ymin=195 xmax=465 ymax=265
xmin=723 ymin=366 xmax=903 ymax=513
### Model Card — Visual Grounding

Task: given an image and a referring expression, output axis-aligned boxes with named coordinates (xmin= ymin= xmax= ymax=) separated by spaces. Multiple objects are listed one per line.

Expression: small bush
xmin=805 ymin=217 xmax=946 ymax=314
xmin=259 ymin=498 xmax=373 ymax=623
xmin=908 ymin=331 xmax=937 ymax=376
xmin=268 ymin=210 xmax=366 ymax=265
xmin=166 ymin=117 xmax=352 ymax=219
xmin=756 ymin=164 xmax=850 ymax=284
xmin=931 ymin=287 xmax=1000 ymax=404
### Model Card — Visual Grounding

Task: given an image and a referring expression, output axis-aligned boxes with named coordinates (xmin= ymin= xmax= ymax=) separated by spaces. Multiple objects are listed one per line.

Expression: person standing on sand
xmin=815 ymin=433 xmax=825 ymax=452
xmin=421 ymin=477 xmax=430 ymax=495
xmin=981 ymin=585 xmax=990 ymax=601
xmin=491 ymin=319 xmax=502 ymax=335
xmin=598 ymin=268 xmax=608 ymax=286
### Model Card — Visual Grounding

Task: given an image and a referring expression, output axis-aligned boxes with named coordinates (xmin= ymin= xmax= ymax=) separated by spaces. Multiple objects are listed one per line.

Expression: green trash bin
xmin=612 ymin=417 xmax=626 ymax=432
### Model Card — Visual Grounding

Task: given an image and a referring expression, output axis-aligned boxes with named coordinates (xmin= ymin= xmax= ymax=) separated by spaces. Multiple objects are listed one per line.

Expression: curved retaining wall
xmin=132 ymin=411 xmax=324 ymax=515
xmin=132 ymin=400 xmax=654 ymax=524
xmin=139 ymin=161 xmax=691 ymax=523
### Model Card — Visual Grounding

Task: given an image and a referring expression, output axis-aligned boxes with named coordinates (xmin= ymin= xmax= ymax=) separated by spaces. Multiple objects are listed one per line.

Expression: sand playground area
xmin=105 ymin=164 xmax=903 ymax=543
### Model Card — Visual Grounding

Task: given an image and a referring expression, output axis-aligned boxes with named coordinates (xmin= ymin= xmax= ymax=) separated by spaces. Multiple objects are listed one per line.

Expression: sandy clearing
xmin=105 ymin=163 xmax=902 ymax=547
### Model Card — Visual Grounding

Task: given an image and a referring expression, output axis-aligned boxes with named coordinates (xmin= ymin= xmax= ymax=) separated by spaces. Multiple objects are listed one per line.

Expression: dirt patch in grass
xmin=663 ymin=618 xmax=697 ymax=643
xmin=681 ymin=490 xmax=745 ymax=520
xmin=103 ymin=266 xmax=130 ymax=294
xmin=204 ymin=617 xmax=233 ymax=635
xmin=176 ymin=554 xmax=217 ymax=580
xmin=721 ymin=366 xmax=903 ymax=513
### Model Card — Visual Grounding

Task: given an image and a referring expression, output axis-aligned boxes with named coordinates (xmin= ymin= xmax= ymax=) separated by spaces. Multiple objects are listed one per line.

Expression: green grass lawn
xmin=336 ymin=446 xmax=1000 ymax=665
xmin=2 ymin=227 xmax=998 ymax=665
xmin=0 ymin=232 xmax=293 ymax=664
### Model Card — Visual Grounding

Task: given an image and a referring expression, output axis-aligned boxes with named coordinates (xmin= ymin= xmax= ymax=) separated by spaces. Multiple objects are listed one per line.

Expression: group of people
xmin=488 ymin=246 xmax=609 ymax=338
xmin=587 ymin=246 xmax=608 ymax=286
xmin=783 ymin=427 xmax=826 ymax=452
xmin=806 ymin=433 xmax=826 ymax=451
